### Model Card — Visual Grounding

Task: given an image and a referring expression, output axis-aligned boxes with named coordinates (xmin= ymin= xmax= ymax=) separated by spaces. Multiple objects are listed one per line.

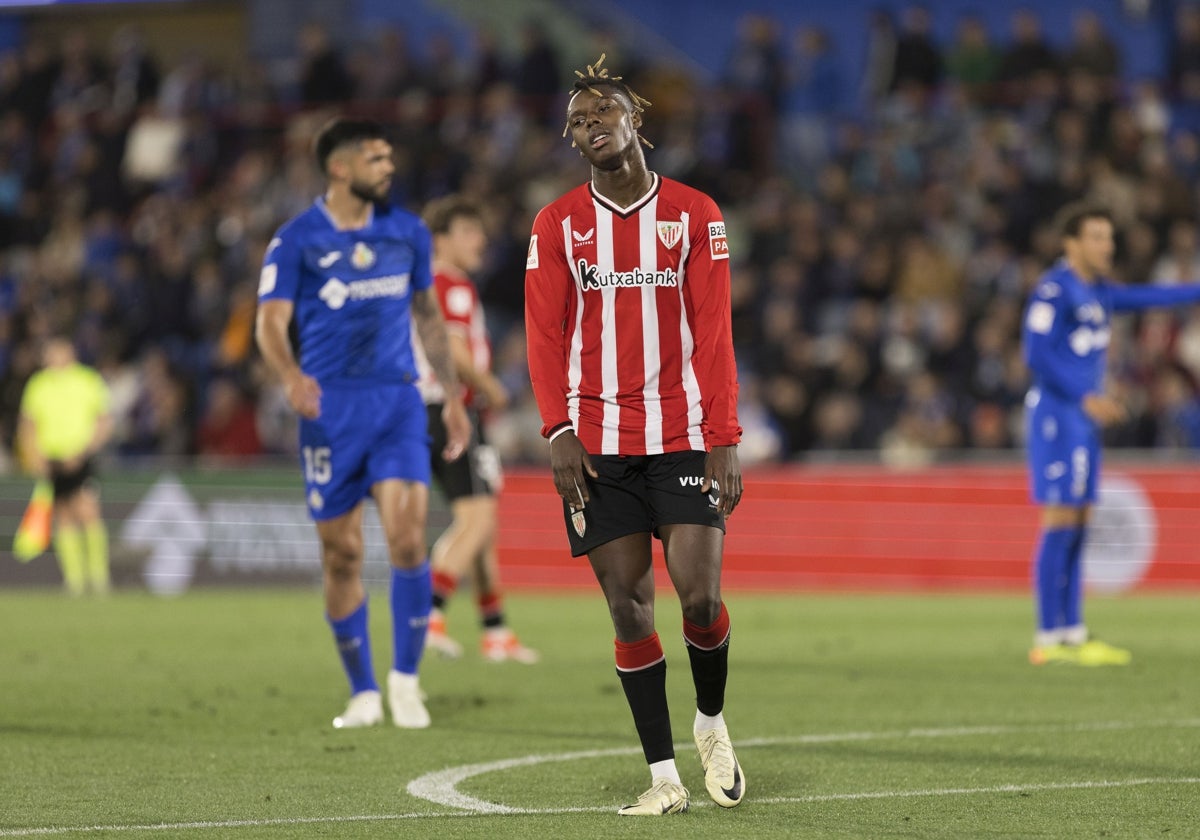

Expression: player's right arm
xmin=524 ymin=206 xmax=596 ymax=506
xmin=254 ymin=230 xmax=321 ymax=419
xmin=256 ymin=300 xmax=321 ymax=419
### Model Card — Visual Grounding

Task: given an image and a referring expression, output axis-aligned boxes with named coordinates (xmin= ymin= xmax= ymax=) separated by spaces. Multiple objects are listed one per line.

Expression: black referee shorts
xmin=427 ymin=403 xmax=501 ymax=501
xmin=561 ymin=450 xmax=725 ymax=557
xmin=49 ymin=457 xmax=96 ymax=500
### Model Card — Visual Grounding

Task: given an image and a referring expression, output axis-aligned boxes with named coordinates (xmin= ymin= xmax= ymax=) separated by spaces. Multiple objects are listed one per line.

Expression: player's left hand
xmin=442 ymin=398 xmax=471 ymax=461
xmin=704 ymin=445 xmax=743 ymax=518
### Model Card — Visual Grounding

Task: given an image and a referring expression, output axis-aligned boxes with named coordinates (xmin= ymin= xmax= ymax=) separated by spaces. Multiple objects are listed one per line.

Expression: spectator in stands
xmin=297 ymin=23 xmax=354 ymax=106
xmin=108 ymin=26 xmax=159 ymax=116
xmin=860 ymin=7 xmax=897 ymax=109
xmin=195 ymin=374 xmax=262 ymax=458
xmin=1150 ymin=219 xmax=1200 ymax=287
xmin=998 ymin=9 xmax=1059 ymax=106
xmin=513 ymin=21 xmax=561 ymax=127
xmin=780 ymin=26 xmax=841 ymax=182
xmin=946 ymin=14 xmax=1000 ymax=106
xmin=890 ymin=4 xmax=943 ymax=98
xmin=1062 ymin=9 xmax=1120 ymax=87
xmin=1168 ymin=3 xmax=1200 ymax=94
xmin=725 ymin=13 xmax=787 ymax=176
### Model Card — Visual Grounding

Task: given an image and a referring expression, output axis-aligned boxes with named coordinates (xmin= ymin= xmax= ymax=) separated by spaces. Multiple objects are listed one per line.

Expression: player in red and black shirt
xmin=525 ymin=55 xmax=745 ymax=816
xmin=416 ymin=195 xmax=539 ymax=665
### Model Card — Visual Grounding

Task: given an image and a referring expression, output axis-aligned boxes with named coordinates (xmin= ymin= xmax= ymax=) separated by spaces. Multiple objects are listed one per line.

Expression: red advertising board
xmin=496 ymin=464 xmax=1200 ymax=592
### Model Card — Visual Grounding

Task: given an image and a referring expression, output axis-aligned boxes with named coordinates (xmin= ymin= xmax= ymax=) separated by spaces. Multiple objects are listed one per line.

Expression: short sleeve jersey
xmin=415 ymin=270 xmax=491 ymax=406
xmin=20 ymin=363 xmax=110 ymax=459
xmin=258 ymin=198 xmax=433 ymax=386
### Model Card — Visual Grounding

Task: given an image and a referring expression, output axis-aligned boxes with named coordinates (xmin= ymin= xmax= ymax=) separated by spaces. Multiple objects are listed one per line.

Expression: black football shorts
xmin=49 ymin=457 xmax=96 ymax=500
xmin=427 ymin=404 xmax=501 ymax=501
xmin=560 ymin=450 xmax=725 ymax=557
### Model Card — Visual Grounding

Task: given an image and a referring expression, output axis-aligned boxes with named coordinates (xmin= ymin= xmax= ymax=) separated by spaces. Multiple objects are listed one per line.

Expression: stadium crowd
xmin=2 ymin=5 xmax=1200 ymax=468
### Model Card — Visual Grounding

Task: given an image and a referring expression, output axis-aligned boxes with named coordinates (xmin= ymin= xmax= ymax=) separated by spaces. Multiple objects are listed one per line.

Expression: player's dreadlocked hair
xmin=563 ymin=53 xmax=654 ymax=150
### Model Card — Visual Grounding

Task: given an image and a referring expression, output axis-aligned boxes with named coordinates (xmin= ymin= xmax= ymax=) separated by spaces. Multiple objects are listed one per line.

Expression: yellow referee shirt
xmin=19 ymin=363 xmax=110 ymax=460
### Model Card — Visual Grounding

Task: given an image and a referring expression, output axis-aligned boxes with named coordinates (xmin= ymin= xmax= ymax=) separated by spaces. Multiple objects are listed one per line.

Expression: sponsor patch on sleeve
xmin=708 ymin=221 xmax=729 ymax=260
xmin=258 ymin=263 xmax=277 ymax=296
xmin=526 ymin=234 xmax=539 ymax=270
xmin=1026 ymin=300 xmax=1055 ymax=334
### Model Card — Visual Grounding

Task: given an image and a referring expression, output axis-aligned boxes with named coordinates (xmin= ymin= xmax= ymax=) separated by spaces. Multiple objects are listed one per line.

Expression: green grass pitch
xmin=1 ymin=588 xmax=1198 ymax=839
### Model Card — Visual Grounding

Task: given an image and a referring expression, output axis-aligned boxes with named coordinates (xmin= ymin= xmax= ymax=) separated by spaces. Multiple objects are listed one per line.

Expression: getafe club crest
xmin=657 ymin=221 xmax=683 ymax=249
xmin=351 ymin=241 xmax=376 ymax=270
xmin=570 ymin=506 xmax=586 ymax=538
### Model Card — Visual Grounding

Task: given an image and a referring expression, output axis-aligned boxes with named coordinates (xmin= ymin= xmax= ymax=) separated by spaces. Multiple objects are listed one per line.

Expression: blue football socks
xmin=390 ymin=561 xmax=432 ymax=676
xmin=328 ymin=599 xmax=378 ymax=695
xmin=1063 ymin=526 xmax=1086 ymax=629
xmin=1034 ymin=527 xmax=1075 ymax=633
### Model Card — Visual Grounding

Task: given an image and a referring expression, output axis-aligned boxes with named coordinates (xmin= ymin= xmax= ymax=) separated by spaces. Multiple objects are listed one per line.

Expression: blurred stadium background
xmin=2 ymin=0 xmax=1200 ymax=593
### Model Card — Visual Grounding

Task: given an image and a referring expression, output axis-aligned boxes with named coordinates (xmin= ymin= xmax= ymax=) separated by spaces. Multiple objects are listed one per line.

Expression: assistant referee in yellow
xmin=18 ymin=337 xmax=113 ymax=595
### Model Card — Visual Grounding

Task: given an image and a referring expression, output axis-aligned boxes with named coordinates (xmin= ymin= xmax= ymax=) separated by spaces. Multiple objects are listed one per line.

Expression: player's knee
xmin=386 ymin=531 xmax=424 ymax=567
xmin=680 ymin=593 xmax=722 ymax=628
xmin=321 ymin=534 xmax=363 ymax=574
xmin=607 ymin=598 xmax=654 ymax=637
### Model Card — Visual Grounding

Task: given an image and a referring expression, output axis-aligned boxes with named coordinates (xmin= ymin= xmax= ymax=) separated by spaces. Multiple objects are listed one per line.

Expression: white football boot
xmin=387 ymin=670 xmax=431 ymax=729
xmin=617 ymin=778 xmax=690 ymax=815
xmin=695 ymin=726 xmax=745 ymax=807
xmin=332 ymin=690 xmax=383 ymax=729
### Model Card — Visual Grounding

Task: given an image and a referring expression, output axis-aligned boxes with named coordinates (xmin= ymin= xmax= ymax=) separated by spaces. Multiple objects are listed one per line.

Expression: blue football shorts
xmin=298 ymin=382 xmax=430 ymax=520
xmin=1025 ymin=388 xmax=1101 ymax=506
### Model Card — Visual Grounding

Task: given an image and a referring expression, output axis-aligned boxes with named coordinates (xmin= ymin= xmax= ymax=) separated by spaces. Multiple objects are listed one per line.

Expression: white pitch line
xmin=406 ymin=745 xmax=641 ymax=813
xmin=758 ymin=777 xmax=1200 ymax=805
xmin=3 ymin=778 xmax=1200 ymax=836
xmin=406 ymin=717 xmax=1200 ymax=811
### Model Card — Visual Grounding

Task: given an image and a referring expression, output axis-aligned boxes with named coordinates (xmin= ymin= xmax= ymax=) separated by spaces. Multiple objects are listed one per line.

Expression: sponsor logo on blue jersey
xmin=317 ymin=274 xmax=412 ymax=310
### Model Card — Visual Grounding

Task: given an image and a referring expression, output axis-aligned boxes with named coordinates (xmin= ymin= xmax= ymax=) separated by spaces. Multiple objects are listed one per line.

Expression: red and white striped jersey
xmin=524 ymin=172 xmax=741 ymax=455
xmin=414 ymin=270 xmax=491 ymax=406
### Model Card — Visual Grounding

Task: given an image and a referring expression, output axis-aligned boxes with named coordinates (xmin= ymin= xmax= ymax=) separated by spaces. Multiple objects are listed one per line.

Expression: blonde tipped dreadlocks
xmin=563 ymin=53 xmax=654 ymax=149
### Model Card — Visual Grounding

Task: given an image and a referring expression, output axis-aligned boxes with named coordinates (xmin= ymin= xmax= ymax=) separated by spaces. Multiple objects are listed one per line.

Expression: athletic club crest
xmin=570 ymin=506 xmax=586 ymax=538
xmin=351 ymin=241 xmax=376 ymax=270
xmin=657 ymin=221 xmax=683 ymax=249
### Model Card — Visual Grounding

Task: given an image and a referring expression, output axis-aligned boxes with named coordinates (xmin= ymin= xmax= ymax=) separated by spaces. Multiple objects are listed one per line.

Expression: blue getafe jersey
xmin=1023 ymin=260 xmax=1200 ymax=404
xmin=258 ymin=198 xmax=432 ymax=386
